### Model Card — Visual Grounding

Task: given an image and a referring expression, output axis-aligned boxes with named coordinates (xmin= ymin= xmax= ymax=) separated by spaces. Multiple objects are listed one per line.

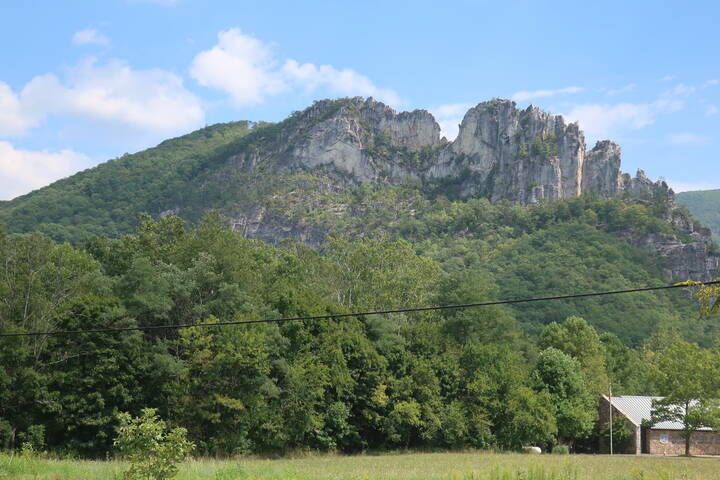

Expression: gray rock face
xmin=275 ymin=98 xmax=673 ymax=206
xmin=285 ymin=98 xmax=442 ymax=182
xmin=583 ymin=141 xmax=622 ymax=197
xmin=631 ymin=231 xmax=719 ymax=282
xmin=430 ymin=101 xmax=587 ymax=203
xmin=226 ymin=96 xmax=718 ymax=281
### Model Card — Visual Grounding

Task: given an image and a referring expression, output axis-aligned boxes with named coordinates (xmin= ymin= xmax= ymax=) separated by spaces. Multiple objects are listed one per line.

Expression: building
xmin=598 ymin=395 xmax=720 ymax=455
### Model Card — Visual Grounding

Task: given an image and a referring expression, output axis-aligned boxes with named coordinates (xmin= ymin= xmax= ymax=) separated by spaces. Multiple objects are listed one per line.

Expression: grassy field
xmin=3 ymin=452 xmax=720 ymax=480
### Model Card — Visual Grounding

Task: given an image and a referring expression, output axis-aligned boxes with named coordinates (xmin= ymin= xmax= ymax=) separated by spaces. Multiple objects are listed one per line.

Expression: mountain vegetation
xmin=1 ymin=98 xmax=719 ymax=457
xmin=678 ymin=189 xmax=720 ymax=239
xmin=0 ymin=213 xmax=718 ymax=457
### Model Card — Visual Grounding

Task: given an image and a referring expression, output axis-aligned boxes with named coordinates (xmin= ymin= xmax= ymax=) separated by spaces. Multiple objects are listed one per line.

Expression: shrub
xmin=552 ymin=444 xmax=569 ymax=455
xmin=0 ymin=419 xmax=12 ymax=450
xmin=17 ymin=425 xmax=45 ymax=453
xmin=114 ymin=409 xmax=193 ymax=480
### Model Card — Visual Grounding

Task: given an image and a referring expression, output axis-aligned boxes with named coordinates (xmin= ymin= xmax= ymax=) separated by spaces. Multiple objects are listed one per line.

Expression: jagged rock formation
xmin=222 ymin=97 xmax=716 ymax=281
xmin=249 ymin=97 xmax=670 ymax=205
xmin=1 ymin=96 xmax=716 ymax=282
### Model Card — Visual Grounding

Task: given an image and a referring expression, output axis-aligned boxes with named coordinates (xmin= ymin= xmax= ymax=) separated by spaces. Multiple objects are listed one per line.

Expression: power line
xmin=1 ymin=281 xmax=716 ymax=339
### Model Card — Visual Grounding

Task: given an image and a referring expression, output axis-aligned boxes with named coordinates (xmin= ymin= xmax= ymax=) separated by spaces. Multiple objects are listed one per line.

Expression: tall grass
xmin=2 ymin=452 xmax=720 ymax=480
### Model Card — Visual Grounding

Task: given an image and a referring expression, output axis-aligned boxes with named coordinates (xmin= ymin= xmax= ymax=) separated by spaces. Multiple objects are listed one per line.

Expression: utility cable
xmin=0 ymin=280 xmax=716 ymax=338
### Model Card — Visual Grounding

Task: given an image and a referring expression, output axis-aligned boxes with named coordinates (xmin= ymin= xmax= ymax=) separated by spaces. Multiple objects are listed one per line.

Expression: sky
xmin=0 ymin=0 xmax=719 ymax=200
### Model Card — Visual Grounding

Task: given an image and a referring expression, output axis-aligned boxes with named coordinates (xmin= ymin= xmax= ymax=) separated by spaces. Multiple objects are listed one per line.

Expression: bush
xmin=114 ymin=409 xmax=193 ymax=480
xmin=552 ymin=444 xmax=569 ymax=455
xmin=17 ymin=425 xmax=44 ymax=453
xmin=0 ymin=419 xmax=12 ymax=450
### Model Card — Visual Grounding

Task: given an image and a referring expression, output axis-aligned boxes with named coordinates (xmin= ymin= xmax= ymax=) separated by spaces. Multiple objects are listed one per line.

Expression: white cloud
xmin=564 ymin=103 xmax=656 ymax=140
xmin=661 ymin=75 xmax=675 ymax=81
xmin=282 ymin=60 xmax=401 ymax=106
xmin=72 ymin=28 xmax=110 ymax=46
xmin=6 ymin=59 xmax=204 ymax=135
xmin=563 ymin=98 xmax=684 ymax=142
xmin=190 ymin=28 xmax=286 ymax=105
xmin=706 ymin=79 xmax=719 ymax=87
xmin=0 ymin=82 xmax=40 ymax=136
xmin=606 ymin=84 xmax=637 ymax=96
xmin=666 ymin=83 xmax=696 ymax=97
xmin=0 ymin=141 xmax=90 ymax=200
xmin=669 ymin=180 xmax=720 ymax=193
xmin=667 ymin=132 xmax=710 ymax=146
xmin=707 ymin=105 xmax=719 ymax=116
xmin=430 ymin=103 xmax=472 ymax=140
xmin=191 ymin=28 xmax=399 ymax=107
xmin=512 ymin=86 xmax=583 ymax=102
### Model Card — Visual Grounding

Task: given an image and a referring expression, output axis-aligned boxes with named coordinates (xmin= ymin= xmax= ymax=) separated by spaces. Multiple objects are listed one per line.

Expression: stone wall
xmin=647 ymin=430 xmax=720 ymax=456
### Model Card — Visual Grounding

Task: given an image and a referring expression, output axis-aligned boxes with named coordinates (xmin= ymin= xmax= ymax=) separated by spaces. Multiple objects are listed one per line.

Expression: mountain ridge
xmin=678 ymin=189 xmax=720 ymax=240
xmin=1 ymin=97 xmax=717 ymax=282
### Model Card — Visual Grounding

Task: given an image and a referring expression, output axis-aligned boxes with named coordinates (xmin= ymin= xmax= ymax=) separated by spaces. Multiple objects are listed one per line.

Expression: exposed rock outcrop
xmin=223 ymin=97 xmax=717 ymax=281
xmin=583 ymin=141 xmax=622 ymax=197
xmin=285 ymin=98 xmax=442 ymax=182
xmin=264 ymin=98 xmax=672 ymax=206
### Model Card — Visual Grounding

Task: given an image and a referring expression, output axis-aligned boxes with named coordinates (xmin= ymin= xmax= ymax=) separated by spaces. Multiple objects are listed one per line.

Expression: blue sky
xmin=1 ymin=0 xmax=718 ymax=199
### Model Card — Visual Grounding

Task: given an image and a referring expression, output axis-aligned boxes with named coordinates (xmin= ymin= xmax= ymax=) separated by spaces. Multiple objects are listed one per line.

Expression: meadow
xmin=2 ymin=452 xmax=720 ymax=480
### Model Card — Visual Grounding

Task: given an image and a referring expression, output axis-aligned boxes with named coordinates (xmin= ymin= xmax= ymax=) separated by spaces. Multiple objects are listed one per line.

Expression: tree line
xmin=1 ymin=214 xmax=719 ymax=457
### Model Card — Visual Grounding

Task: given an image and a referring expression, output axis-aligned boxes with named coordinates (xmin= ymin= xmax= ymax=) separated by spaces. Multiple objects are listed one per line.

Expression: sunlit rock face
xmin=272 ymin=97 xmax=670 ymax=205
xmin=223 ymin=96 xmax=716 ymax=281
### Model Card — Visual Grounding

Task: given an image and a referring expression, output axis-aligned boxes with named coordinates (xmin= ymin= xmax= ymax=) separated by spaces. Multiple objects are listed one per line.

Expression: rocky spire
xmin=251 ymin=97 xmax=673 ymax=205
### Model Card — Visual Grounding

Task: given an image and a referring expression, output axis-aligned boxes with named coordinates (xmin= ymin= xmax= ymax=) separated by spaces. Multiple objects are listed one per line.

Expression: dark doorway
xmin=641 ymin=426 xmax=649 ymax=454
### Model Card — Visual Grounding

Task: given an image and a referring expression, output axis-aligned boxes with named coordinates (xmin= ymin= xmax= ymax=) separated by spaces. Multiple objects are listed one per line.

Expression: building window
xmin=660 ymin=433 xmax=669 ymax=444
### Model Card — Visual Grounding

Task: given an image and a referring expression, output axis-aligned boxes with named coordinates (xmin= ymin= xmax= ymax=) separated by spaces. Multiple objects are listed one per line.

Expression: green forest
xmin=1 ymin=201 xmax=718 ymax=458
xmin=678 ymin=189 xmax=720 ymax=239
xmin=1 ymin=107 xmax=719 ymax=460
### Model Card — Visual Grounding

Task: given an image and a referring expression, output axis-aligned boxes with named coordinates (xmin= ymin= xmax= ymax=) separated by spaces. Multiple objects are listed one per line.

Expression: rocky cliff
xmin=221 ymin=97 xmax=717 ymax=281
xmin=1 ymin=96 xmax=716 ymax=282
xmin=238 ymin=97 xmax=671 ymax=205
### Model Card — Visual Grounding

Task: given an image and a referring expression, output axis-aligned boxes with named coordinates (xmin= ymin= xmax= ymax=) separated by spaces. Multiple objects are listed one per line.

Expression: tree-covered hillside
xmin=0 ymin=215 xmax=715 ymax=457
xmin=0 ymin=120 xmax=257 ymax=242
xmin=678 ymin=189 xmax=720 ymax=239
xmin=1 ymin=98 xmax=719 ymax=458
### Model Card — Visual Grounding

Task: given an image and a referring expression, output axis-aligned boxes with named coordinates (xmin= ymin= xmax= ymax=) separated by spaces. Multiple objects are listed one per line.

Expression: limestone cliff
xmin=221 ymin=97 xmax=717 ymax=281
xmin=251 ymin=97 xmax=669 ymax=205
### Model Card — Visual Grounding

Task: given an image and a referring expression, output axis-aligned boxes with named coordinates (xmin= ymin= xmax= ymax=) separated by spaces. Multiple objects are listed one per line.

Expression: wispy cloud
xmin=667 ymin=132 xmax=710 ymax=146
xmin=666 ymin=83 xmax=697 ymax=96
xmin=190 ymin=29 xmax=286 ymax=105
xmin=0 ymin=141 xmax=90 ymax=200
xmin=564 ymin=99 xmax=682 ymax=142
xmin=190 ymin=28 xmax=400 ymax=107
xmin=72 ymin=28 xmax=110 ymax=46
xmin=430 ymin=103 xmax=473 ymax=140
xmin=282 ymin=60 xmax=401 ymax=106
xmin=512 ymin=86 xmax=583 ymax=102
xmin=0 ymin=81 xmax=40 ymax=135
xmin=0 ymin=58 xmax=204 ymax=137
xmin=707 ymin=105 xmax=719 ymax=116
xmin=606 ymin=84 xmax=636 ymax=96
xmin=669 ymin=180 xmax=720 ymax=193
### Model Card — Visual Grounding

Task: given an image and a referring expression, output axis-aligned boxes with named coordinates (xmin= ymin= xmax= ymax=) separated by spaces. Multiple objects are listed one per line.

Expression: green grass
xmin=3 ymin=452 xmax=720 ymax=480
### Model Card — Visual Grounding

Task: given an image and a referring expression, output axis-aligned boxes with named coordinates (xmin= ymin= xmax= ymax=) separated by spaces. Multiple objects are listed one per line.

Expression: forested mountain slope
xmin=678 ymin=189 xmax=720 ymax=239
xmin=0 ymin=214 xmax=714 ymax=457
xmin=0 ymin=97 xmax=681 ymax=239
xmin=0 ymin=120 xmax=256 ymax=240
xmin=2 ymin=98 xmax=720 ymax=457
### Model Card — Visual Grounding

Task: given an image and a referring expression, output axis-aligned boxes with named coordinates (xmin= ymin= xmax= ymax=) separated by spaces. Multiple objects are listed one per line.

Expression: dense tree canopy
xmin=650 ymin=338 xmax=720 ymax=455
xmin=0 ymin=208 xmax=717 ymax=456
